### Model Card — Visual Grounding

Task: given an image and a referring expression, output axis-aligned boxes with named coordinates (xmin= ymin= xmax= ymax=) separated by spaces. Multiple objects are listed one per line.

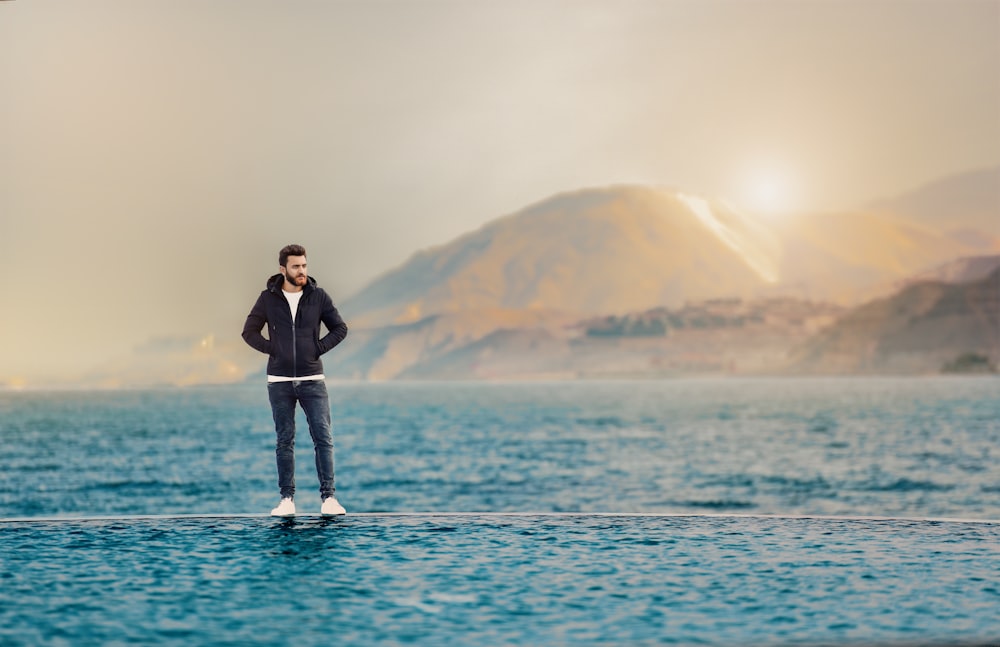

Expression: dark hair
xmin=279 ymin=244 xmax=307 ymax=267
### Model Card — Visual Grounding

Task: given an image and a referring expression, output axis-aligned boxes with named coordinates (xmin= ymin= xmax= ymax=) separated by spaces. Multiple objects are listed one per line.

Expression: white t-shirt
xmin=283 ymin=289 xmax=303 ymax=323
xmin=266 ymin=289 xmax=325 ymax=383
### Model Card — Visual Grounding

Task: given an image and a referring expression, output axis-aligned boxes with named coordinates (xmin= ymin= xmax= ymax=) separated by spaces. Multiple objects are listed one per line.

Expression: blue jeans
xmin=267 ymin=380 xmax=336 ymax=500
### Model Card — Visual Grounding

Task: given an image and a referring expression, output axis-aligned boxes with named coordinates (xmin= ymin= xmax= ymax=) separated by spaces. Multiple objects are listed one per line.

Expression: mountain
xmin=343 ymin=186 xmax=779 ymax=327
xmin=869 ymin=165 xmax=1000 ymax=249
xmin=787 ymin=265 xmax=1000 ymax=374
xmin=329 ymin=177 xmax=988 ymax=380
xmin=343 ymin=184 xmax=978 ymax=328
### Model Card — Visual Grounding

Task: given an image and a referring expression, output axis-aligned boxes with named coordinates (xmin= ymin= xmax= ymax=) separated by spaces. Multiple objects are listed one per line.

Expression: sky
xmin=1 ymin=0 xmax=998 ymax=382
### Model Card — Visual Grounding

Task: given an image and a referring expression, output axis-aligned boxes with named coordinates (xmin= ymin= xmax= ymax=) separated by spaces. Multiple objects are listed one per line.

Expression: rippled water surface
xmin=2 ymin=378 xmax=999 ymax=645
xmin=2 ymin=378 xmax=998 ymax=518
xmin=3 ymin=514 xmax=999 ymax=646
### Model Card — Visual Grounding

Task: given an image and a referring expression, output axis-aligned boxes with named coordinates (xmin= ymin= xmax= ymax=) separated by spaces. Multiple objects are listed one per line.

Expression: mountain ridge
xmin=343 ymin=185 xmax=778 ymax=327
xmin=344 ymin=172 xmax=992 ymax=328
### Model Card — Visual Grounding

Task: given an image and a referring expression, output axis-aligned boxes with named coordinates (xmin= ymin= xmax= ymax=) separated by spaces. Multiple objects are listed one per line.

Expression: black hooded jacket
xmin=242 ymin=274 xmax=348 ymax=378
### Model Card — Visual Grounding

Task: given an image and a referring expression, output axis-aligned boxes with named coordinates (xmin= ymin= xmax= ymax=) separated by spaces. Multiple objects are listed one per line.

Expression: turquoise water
xmin=3 ymin=514 xmax=999 ymax=646
xmin=3 ymin=378 xmax=999 ymax=518
xmin=2 ymin=378 xmax=1000 ymax=644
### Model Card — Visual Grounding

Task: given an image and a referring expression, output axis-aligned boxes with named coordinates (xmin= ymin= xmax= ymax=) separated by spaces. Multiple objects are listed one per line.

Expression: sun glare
xmin=750 ymin=177 xmax=784 ymax=212
xmin=737 ymin=165 xmax=799 ymax=216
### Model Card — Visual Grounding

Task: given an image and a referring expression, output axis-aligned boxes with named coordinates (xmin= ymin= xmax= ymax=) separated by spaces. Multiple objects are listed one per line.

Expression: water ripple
xmin=1 ymin=515 xmax=998 ymax=646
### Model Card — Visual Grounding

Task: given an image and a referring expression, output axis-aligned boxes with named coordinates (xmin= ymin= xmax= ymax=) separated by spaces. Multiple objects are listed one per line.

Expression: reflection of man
xmin=242 ymin=244 xmax=349 ymax=517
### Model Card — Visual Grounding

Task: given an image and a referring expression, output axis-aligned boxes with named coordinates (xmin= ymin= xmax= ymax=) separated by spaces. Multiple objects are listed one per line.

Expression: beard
xmin=284 ymin=272 xmax=307 ymax=287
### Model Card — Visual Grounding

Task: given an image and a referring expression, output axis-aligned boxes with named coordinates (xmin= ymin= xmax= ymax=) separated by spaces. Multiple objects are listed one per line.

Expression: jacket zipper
xmin=290 ymin=298 xmax=298 ymax=379
xmin=275 ymin=282 xmax=306 ymax=379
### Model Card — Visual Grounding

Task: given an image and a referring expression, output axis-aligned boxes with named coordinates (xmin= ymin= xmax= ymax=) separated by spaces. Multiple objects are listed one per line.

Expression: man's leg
xmin=297 ymin=379 xmax=336 ymax=500
xmin=267 ymin=382 xmax=297 ymax=499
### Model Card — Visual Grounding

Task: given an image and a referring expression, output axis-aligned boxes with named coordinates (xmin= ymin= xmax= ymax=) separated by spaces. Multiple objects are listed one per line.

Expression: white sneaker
xmin=270 ymin=497 xmax=296 ymax=517
xmin=321 ymin=496 xmax=346 ymax=516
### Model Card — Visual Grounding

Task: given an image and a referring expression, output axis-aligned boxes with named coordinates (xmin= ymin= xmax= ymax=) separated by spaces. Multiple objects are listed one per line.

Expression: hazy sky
xmin=2 ymin=0 xmax=998 ymax=381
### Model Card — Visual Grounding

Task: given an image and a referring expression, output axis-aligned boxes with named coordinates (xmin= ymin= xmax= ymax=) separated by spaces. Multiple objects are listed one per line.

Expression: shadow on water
xmin=263 ymin=515 xmax=349 ymax=555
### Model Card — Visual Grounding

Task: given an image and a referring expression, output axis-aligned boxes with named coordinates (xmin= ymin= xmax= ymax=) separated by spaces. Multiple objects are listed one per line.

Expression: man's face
xmin=281 ymin=255 xmax=308 ymax=288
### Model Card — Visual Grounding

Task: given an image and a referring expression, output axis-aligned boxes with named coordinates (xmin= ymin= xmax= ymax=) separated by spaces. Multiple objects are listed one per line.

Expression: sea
xmin=1 ymin=377 xmax=998 ymax=645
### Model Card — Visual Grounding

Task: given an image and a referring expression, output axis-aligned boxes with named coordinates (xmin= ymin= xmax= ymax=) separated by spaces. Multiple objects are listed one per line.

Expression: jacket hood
xmin=267 ymin=273 xmax=318 ymax=292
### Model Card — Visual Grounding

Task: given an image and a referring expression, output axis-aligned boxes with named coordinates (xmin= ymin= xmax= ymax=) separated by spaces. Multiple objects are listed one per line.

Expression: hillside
xmin=787 ymin=266 xmax=1000 ymax=374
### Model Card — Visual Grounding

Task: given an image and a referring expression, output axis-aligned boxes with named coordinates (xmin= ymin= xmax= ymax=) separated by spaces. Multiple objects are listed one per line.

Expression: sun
xmin=749 ymin=176 xmax=786 ymax=212
xmin=736 ymin=164 xmax=799 ymax=216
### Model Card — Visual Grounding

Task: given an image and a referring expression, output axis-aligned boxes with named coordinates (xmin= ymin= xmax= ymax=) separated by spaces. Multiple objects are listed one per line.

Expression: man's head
xmin=279 ymin=244 xmax=308 ymax=291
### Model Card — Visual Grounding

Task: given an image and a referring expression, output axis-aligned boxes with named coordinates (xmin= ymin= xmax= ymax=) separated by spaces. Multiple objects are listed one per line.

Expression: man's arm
xmin=242 ymin=293 xmax=273 ymax=355
xmin=318 ymin=291 xmax=348 ymax=354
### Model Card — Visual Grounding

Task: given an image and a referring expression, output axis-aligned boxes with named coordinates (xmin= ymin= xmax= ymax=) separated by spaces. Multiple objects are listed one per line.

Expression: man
xmin=242 ymin=244 xmax=349 ymax=517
